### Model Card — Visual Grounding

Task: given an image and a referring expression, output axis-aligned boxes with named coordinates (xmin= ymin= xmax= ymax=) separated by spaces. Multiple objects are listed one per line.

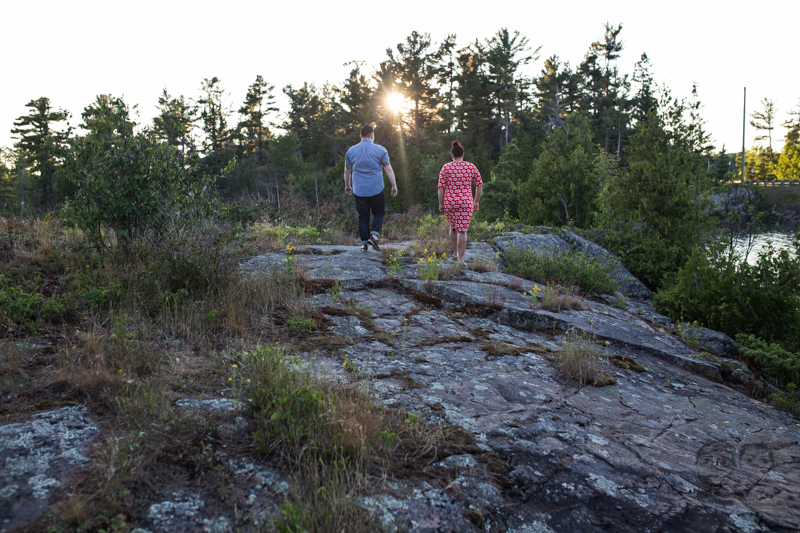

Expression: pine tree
xmin=11 ymin=97 xmax=70 ymax=206
xmin=197 ymin=77 xmax=231 ymax=170
xmin=631 ymin=53 xmax=657 ymax=122
xmin=750 ymin=98 xmax=778 ymax=168
xmin=237 ymin=75 xmax=278 ymax=160
xmin=383 ymin=31 xmax=444 ymax=149
xmin=533 ymin=55 xmax=579 ymax=127
xmin=776 ymin=101 xmax=800 ymax=180
xmin=481 ymin=29 xmax=540 ymax=150
xmin=578 ymin=23 xmax=629 ymax=152
xmin=153 ymin=88 xmax=197 ymax=155
xmin=337 ymin=62 xmax=374 ymax=136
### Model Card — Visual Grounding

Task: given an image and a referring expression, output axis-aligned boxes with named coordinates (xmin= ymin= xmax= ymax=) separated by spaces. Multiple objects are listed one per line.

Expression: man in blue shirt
xmin=344 ymin=124 xmax=398 ymax=251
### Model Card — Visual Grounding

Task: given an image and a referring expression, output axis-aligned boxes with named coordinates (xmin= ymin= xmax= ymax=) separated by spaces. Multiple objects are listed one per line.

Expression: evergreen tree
xmin=337 ymin=62 xmax=375 ymax=136
xmin=600 ymin=96 xmax=712 ymax=289
xmin=383 ymin=31 xmax=444 ymax=149
xmin=454 ymin=46 xmax=495 ymax=156
xmin=237 ymin=75 xmax=278 ymax=159
xmin=0 ymin=148 xmax=15 ymax=206
xmin=578 ymin=23 xmax=629 ymax=152
xmin=153 ymin=88 xmax=197 ymax=155
xmin=519 ymin=113 xmax=609 ymax=228
xmin=630 ymin=53 xmax=657 ymax=122
xmin=750 ymin=98 xmax=778 ymax=169
xmin=481 ymin=29 xmax=540 ymax=150
xmin=776 ymin=101 xmax=800 ymax=180
xmin=197 ymin=77 xmax=231 ymax=170
xmin=11 ymin=97 xmax=70 ymax=206
xmin=533 ymin=55 xmax=579 ymax=127
xmin=282 ymin=82 xmax=323 ymax=162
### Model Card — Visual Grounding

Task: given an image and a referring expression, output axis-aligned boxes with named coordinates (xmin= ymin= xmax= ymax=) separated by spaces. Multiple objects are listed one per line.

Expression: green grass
xmin=502 ymin=245 xmax=621 ymax=295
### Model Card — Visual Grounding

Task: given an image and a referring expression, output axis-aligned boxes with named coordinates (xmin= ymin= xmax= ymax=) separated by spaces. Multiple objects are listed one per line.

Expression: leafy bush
xmin=60 ymin=96 xmax=215 ymax=248
xmin=654 ymin=235 xmax=800 ymax=351
xmin=502 ymin=245 xmax=620 ymax=295
xmin=737 ymin=334 xmax=800 ymax=389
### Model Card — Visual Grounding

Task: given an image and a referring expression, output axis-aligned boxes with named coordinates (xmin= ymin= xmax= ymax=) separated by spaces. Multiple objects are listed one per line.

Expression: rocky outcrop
xmin=4 ymin=236 xmax=798 ymax=532
xmin=240 ymin=241 xmax=800 ymax=532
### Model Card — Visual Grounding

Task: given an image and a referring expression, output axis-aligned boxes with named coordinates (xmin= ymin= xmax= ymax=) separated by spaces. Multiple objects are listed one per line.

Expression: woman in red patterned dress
xmin=437 ymin=141 xmax=483 ymax=263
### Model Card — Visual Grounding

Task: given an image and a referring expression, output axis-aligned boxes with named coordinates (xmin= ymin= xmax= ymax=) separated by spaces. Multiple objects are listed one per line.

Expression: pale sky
xmin=2 ymin=0 xmax=797 ymax=154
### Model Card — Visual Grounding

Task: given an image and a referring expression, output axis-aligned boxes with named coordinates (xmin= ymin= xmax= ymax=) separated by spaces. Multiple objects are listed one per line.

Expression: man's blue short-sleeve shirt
xmin=345 ymin=138 xmax=390 ymax=197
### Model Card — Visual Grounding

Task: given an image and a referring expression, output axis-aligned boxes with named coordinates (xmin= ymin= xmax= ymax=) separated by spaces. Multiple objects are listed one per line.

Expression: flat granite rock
xmin=0 ymin=406 xmax=99 ymax=532
xmin=240 ymin=238 xmax=800 ymax=532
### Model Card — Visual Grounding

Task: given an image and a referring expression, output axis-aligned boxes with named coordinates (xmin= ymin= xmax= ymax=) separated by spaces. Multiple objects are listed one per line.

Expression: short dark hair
xmin=451 ymin=140 xmax=464 ymax=158
xmin=360 ymin=125 xmax=374 ymax=137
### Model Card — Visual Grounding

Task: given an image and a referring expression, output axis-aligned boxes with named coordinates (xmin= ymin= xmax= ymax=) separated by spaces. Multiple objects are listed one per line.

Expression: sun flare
xmin=386 ymin=93 xmax=406 ymax=112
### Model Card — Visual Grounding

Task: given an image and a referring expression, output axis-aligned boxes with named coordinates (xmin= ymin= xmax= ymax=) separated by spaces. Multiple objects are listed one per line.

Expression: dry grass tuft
xmin=559 ymin=330 xmax=615 ymax=387
xmin=540 ymin=284 xmax=585 ymax=313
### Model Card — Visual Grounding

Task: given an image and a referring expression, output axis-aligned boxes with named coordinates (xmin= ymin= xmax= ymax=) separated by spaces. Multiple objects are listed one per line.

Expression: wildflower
xmin=118 ymin=369 xmax=122 ymax=373
xmin=228 ymin=377 xmax=232 ymax=381
xmin=232 ymin=364 xmax=238 ymax=368
xmin=246 ymin=379 xmax=251 ymax=383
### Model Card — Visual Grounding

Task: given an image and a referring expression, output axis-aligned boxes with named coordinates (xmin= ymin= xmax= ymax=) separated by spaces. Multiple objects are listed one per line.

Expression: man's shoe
xmin=361 ymin=244 xmax=369 ymax=252
xmin=368 ymin=235 xmax=381 ymax=251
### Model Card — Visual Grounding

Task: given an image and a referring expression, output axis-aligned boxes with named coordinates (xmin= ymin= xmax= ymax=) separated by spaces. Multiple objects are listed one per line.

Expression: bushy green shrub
xmin=654 ymin=236 xmax=800 ymax=351
xmin=60 ymin=96 xmax=215 ymax=249
xmin=736 ymin=334 xmax=800 ymax=389
xmin=502 ymin=246 xmax=620 ymax=295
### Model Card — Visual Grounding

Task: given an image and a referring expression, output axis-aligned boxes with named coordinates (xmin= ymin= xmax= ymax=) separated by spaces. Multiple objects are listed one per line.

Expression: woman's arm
xmin=473 ymin=185 xmax=482 ymax=211
xmin=438 ymin=187 xmax=445 ymax=212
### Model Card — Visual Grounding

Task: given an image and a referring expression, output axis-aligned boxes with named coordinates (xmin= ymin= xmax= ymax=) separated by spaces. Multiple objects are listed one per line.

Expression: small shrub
xmin=287 ymin=315 xmax=316 ymax=333
xmin=737 ymin=333 xmax=800 ymax=390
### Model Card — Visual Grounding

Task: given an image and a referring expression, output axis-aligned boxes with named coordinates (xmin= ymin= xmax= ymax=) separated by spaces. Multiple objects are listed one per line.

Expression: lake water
xmin=733 ymin=226 xmax=798 ymax=263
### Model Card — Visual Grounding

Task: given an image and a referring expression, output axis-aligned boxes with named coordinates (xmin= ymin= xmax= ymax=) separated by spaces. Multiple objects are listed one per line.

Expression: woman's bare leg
xmin=449 ymin=228 xmax=458 ymax=259
xmin=457 ymin=231 xmax=468 ymax=262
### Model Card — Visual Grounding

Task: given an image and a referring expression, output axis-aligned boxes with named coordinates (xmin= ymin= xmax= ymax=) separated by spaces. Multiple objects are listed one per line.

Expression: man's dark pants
xmin=354 ymin=192 xmax=386 ymax=244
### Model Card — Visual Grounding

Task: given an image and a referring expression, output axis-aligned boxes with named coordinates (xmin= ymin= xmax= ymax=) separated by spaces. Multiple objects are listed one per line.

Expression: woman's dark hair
xmin=450 ymin=140 xmax=464 ymax=158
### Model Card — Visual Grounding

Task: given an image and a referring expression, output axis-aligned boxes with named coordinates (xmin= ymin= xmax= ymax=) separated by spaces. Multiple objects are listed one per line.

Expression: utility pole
xmin=741 ymin=87 xmax=746 ymax=182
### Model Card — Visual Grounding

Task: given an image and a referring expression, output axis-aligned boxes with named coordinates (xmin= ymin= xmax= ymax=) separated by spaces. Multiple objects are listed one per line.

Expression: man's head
xmin=360 ymin=124 xmax=374 ymax=139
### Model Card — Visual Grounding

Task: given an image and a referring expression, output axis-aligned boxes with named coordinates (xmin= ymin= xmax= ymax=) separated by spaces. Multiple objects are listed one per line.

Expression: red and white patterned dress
xmin=438 ymin=161 xmax=483 ymax=232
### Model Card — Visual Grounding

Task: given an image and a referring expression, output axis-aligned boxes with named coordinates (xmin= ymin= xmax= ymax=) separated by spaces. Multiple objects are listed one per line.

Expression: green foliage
xmin=599 ymin=100 xmax=712 ymax=289
xmin=502 ymin=245 xmax=620 ymax=295
xmin=737 ymin=334 xmax=800 ymax=390
xmin=287 ymin=315 xmax=316 ymax=333
xmin=258 ymin=225 xmax=320 ymax=244
xmin=60 ymin=96 xmax=215 ymax=249
xmin=654 ymin=235 xmax=800 ymax=351
xmin=519 ymin=113 xmax=611 ymax=228
xmin=0 ymin=274 xmax=43 ymax=332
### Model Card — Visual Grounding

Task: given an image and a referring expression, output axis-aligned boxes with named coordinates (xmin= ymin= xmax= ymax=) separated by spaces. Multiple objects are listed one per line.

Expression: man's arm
xmin=473 ymin=185 xmax=482 ymax=211
xmin=344 ymin=165 xmax=353 ymax=195
xmin=382 ymin=162 xmax=398 ymax=198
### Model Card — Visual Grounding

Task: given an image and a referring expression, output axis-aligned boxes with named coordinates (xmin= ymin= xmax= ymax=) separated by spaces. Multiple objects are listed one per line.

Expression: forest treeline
xmin=3 ymin=24 xmax=799 ymax=216
xmin=1 ymin=23 xmax=799 ymax=397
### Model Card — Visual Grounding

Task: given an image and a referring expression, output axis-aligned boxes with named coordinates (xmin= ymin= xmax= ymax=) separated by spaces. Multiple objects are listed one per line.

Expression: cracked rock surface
xmin=4 ymin=235 xmax=798 ymax=532
xmin=245 ymin=240 xmax=800 ymax=532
